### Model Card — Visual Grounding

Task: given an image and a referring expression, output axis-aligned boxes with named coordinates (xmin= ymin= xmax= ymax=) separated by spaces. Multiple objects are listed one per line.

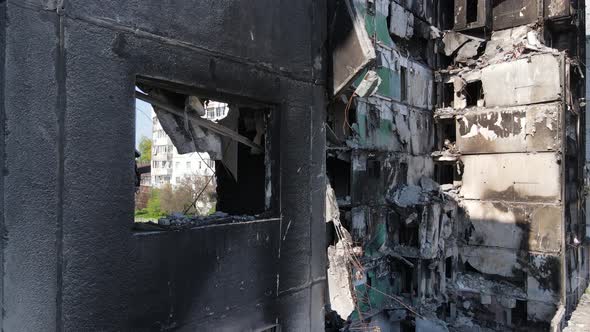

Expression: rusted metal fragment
xmin=460 ymin=153 xmax=561 ymax=202
xmin=456 ymin=102 xmax=561 ymax=154
xmin=463 ymin=201 xmax=562 ymax=253
xmin=331 ymin=0 xmax=376 ymax=96
xmin=492 ymin=0 xmax=540 ymax=30
xmin=481 ymin=54 xmax=563 ymax=107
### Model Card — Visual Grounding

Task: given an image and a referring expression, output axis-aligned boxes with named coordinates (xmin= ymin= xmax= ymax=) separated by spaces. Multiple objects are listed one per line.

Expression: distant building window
xmin=186 ymin=161 xmax=191 ymax=168
xmin=216 ymin=107 xmax=222 ymax=117
xmin=175 ymin=162 xmax=180 ymax=168
xmin=199 ymin=161 xmax=202 ymax=169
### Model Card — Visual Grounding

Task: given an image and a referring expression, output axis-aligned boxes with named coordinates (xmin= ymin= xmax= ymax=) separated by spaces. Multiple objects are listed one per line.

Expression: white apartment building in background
xmin=151 ymin=101 xmax=229 ymax=188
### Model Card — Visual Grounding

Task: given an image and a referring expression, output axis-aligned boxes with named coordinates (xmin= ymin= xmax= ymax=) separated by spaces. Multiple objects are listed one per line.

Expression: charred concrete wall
xmin=0 ymin=1 xmax=326 ymax=331
xmin=438 ymin=50 xmax=569 ymax=327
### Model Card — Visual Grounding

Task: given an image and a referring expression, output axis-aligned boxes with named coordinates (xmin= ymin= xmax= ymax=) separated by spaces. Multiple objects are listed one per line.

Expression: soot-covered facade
xmin=0 ymin=0 xmax=326 ymax=331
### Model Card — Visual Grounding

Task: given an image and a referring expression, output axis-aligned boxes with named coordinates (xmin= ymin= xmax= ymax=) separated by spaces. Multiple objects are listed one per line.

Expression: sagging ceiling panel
xmin=331 ymin=0 xmax=376 ymax=96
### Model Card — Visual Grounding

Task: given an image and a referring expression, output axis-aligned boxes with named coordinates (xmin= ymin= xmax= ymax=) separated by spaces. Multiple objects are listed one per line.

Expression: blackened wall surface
xmin=0 ymin=1 xmax=5 ymax=330
xmin=2 ymin=3 xmax=61 ymax=331
xmin=1 ymin=0 xmax=326 ymax=331
xmin=129 ymin=220 xmax=281 ymax=331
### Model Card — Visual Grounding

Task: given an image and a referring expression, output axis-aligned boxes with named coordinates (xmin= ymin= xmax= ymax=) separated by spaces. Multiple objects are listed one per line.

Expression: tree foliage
xmin=138 ymin=136 xmax=152 ymax=163
xmin=160 ymin=175 xmax=216 ymax=215
xmin=145 ymin=188 xmax=163 ymax=217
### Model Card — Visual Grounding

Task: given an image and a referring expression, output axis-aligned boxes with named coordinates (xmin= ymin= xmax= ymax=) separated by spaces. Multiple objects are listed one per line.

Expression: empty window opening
xmin=132 ymin=79 xmax=278 ymax=228
xmin=443 ymin=83 xmax=454 ymax=108
xmin=465 ymin=80 xmax=483 ymax=107
xmin=215 ymin=107 xmax=268 ymax=215
xmin=367 ymin=157 xmax=381 ymax=178
xmin=398 ymin=162 xmax=408 ymax=187
xmin=135 ymin=88 xmax=221 ymax=222
xmin=464 ymin=261 xmax=480 ymax=274
xmin=394 ymin=264 xmax=416 ymax=296
xmin=399 ymin=222 xmax=419 ymax=247
xmin=445 ymin=257 xmax=453 ymax=279
xmin=400 ymin=319 xmax=415 ymax=332
xmin=512 ymin=300 xmax=527 ymax=326
xmin=442 ymin=0 xmax=456 ymax=30
xmin=435 ymin=164 xmax=455 ymax=185
xmin=327 ymin=156 xmax=351 ymax=200
xmin=400 ymin=66 xmax=407 ymax=102
xmin=437 ymin=118 xmax=456 ymax=151
xmin=466 ymin=0 xmax=478 ymax=24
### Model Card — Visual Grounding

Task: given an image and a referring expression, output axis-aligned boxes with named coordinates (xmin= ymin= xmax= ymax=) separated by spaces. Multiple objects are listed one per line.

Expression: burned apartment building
xmin=326 ymin=0 xmax=588 ymax=331
xmin=0 ymin=0 xmax=588 ymax=331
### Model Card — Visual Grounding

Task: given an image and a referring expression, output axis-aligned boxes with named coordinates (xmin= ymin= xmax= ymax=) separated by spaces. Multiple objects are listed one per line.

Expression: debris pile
xmin=133 ymin=212 xmax=258 ymax=231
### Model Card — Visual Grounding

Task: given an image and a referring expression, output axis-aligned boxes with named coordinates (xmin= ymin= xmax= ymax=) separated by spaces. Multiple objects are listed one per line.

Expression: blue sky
xmin=135 ymin=98 xmax=153 ymax=148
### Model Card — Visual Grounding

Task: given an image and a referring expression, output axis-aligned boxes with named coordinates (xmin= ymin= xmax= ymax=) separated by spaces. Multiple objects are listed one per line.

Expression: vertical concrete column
xmin=2 ymin=4 xmax=61 ymax=331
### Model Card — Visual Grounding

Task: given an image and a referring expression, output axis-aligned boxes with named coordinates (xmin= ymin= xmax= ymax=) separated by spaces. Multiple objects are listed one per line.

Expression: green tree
xmin=145 ymin=188 xmax=163 ymax=217
xmin=138 ymin=136 xmax=152 ymax=163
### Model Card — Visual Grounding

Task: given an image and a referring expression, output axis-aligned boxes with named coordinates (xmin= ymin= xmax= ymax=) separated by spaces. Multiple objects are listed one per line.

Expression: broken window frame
xmin=133 ymin=76 xmax=282 ymax=228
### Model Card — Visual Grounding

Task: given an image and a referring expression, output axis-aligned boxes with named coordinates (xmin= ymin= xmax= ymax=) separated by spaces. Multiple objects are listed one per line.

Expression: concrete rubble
xmin=133 ymin=212 xmax=258 ymax=231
